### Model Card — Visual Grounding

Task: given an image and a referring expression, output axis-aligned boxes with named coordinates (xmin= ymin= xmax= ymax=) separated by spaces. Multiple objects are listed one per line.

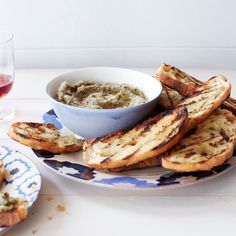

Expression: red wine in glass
xmin=0 ymin=31 xmax=15 ymax=121
xmin=0 ymin=74 xmax=13 ymax=98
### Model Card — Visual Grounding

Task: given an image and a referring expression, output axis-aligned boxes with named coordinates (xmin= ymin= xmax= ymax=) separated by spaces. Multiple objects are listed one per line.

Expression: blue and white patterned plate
xmin=31 ymin=110 xmax=236 ymax=190
xmin=0 ymin=145 xmax=41 ymax=234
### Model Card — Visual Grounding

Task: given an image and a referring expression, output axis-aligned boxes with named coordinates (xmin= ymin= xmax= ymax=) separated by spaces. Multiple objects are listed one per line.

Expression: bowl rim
xmin=45 ymin=66 xmax=162 ymax=113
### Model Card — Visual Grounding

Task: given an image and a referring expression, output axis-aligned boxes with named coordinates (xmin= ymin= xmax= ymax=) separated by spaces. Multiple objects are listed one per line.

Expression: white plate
xmin=30 ymin=109 xmax=236 ymax=190
xmin=0 ymin=145 xmax=41 ymax=234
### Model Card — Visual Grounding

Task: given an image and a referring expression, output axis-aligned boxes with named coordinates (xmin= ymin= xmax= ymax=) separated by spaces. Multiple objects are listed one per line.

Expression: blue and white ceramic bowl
xmin=0 ymin=145 xmax=41 ymax=234
xmin=46 ymin=67 xmax=162 ymax=139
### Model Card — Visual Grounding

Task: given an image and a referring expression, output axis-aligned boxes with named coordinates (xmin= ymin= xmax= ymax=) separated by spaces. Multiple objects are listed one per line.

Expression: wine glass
xmin=0 ymin=31 xmax=14 ymax=121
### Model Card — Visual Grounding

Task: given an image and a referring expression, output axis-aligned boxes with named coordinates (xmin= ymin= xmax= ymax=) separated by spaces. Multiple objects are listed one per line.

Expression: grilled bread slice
xmin=108 ymin=155 xmax=161 ymax=172
xmin=0 ymin=161 xmax=5 ymax=187
xmin=175 ymin=75 xmax=231 ymax=131
xmin=158 ymin=64 xmax=236 ymax=115
xmin=108 ymin=85 xmax=183 ymax=172
xmin=158 ymin=64 xmax=202 ymax=95
xmin=8 ymin=122 xmax=83 ymax=153
xmin=157 ymin=84 xmax=183 ymax=109
xmin=83 ymin=106 xmax=188 ymax=169
xmin=0 ymin=192 xmax=28 ymax=227
xmin=221 ymin=97 xmax=236 ymax=115
xmin=162 ymin=109 xmax=236 ymax=172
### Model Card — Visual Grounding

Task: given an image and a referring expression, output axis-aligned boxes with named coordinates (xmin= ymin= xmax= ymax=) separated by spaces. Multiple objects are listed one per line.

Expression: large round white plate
xmin=0 ymin=145 xmax=41 ymax=234
xmin=31 ymin=110 xmax=236 ymax=190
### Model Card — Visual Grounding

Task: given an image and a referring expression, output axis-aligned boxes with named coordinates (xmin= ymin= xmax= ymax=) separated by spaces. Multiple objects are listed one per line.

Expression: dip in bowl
xmin=56 ymin=80 xmax=148 ymax=109
xmin=46 ymin=67 xmax=162 ymax=139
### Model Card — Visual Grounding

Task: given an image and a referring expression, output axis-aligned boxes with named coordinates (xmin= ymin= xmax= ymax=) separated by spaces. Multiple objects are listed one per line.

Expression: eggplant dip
xmin=56 ymin=80 xmax=148 ymax=109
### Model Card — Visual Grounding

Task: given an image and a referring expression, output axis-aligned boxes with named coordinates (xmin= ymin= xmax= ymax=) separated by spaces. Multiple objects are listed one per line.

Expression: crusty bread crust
xmin=157 ymin=84 xmax=183 ymax=109
xmin=221 ymin=97 xmax=236 ymax=115
xmin=108 ymin=156 xmax=161 ymax=172
xmin=8 ymin=122 xmax=83 ymax=153
xmin=158 ymin=64 xmax=202 ymax=96
xmin=158 ymin=64 xmax=236 ymax=115
xmin=162 ymin=147 xmax=234 ymax=172
xmin=83 ymin=106 xmax=188 ymax=169
xmin=175 ymin=76 xmax=231 ymax=131
xmin=0 ymin=199 xmax=28 ymax=227
xmin=0 ymin=161 xmax=5 ymax=187
xmin=162 ymin=109 xmax=236 ymax=172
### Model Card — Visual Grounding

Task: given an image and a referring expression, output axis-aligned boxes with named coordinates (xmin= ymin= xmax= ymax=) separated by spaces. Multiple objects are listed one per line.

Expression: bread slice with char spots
xmin=157 ymin=63 xmax=202 ymax=95
xmin=107 ymin=155 xmax=161 ymax=172
xmin=158 ymin=63 xmax=236 ymax=115
xmin=174 ymin=75 xmax=231 ymax=131
xmin=157 ymin=84 xmax=183 ymax=109
xmin=8 ymin=122 xmax=83 ymax=153
xmin=162 ymin=109 xmax=236 ymax=172
xmin=83 ymin=106 xmax=188 ymax=170
xmin=0 ymin=193 xmax=28 ymax=227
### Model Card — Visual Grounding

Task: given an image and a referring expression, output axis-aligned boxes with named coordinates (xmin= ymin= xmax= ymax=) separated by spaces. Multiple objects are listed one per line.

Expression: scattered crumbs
xmin=32 ymin=228 xmax=38 ymax=234
xmin=47 ymin=216 xmax=53 ymax=221
xmin=56 ymin=204 xmax=65 ymax=212
xmin=46 ymin=196 xmax=54 ymax=202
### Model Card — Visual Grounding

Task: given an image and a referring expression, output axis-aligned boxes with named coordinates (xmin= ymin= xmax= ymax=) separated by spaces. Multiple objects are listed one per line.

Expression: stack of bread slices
xmin=83 ymin=64 xmax=236 ymax=172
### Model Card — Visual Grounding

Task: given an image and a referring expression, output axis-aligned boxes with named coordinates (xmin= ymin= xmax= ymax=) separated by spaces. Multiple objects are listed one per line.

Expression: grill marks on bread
xmin=8 ymin=122 xmax=83 ymax=153
xmin=83 ymin=107 xmax=188 ymax=169
xmin=157 ymin=85 xmax=183 ymax=109
xmin=83 ymin=75 xmax=231 ymax=171
xmin=174 ymin=76 xmax=231 ymax=131
xmin=158 ymin=63 xmax=236 ymax=115
xmin=157 ymin=64 xmax=202 ymax=95
xmin=162 ymin=109 xmax=236 ymax=172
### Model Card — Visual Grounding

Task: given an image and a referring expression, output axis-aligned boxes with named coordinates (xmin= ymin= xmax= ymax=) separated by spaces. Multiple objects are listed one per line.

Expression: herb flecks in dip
xmin=0 ymin=192 xmax=19 ymax=212
xmin=56 ymin=81 xmax=148 ymax=109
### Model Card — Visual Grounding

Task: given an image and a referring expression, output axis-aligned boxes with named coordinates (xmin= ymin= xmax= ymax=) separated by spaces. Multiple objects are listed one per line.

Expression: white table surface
xmin=2 ymin=68 xmax=236 ymax=236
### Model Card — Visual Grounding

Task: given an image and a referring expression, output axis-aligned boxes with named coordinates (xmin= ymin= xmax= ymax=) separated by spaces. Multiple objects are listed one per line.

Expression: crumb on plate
xmin=46 ymin=196 xmax=54 ymax=202
xmin=32 ymin=228 xmax=38 ymax=234
xmin=56 ymin=204 xmax=65 ymax=212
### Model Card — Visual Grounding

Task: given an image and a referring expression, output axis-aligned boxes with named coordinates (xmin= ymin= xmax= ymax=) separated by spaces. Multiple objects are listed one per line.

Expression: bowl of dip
xmin=46 ymin=67 xmax=162 ymax=139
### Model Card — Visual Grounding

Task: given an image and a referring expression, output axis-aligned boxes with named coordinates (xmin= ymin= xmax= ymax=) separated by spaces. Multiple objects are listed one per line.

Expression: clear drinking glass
xmin=0 ymin=31 xmax=15 ymax=121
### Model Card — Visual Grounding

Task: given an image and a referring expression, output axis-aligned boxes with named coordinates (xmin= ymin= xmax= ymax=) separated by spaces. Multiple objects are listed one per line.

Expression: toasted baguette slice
xmin=109 ymin=84 xmax=182 ymax=172
xmin=83 ymin=106 xmax=188 ymax=169
xmin=157 ymin=84 xmax=183 ymax=109
xmin=0 ymin=161 xmax=5 ymax=186
xmin=108 ymin=156 xmax=161 ymax=172
xmin=162 ymin=109 xmax=236 ymax=172
xmin=221 ymin=97 xmax=236 ymax=115
xmin=158 ymin=64 xmax=202 ymax=95
xmin=0 ymin=192 xmax=28 ymax=227
xmin=158 ymin=64 xmax=236 ymax=115
xmin=175 ymin=76 xmax=231 ymax=131
xmin=8 ymin=122 xmax=83 ymax=153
